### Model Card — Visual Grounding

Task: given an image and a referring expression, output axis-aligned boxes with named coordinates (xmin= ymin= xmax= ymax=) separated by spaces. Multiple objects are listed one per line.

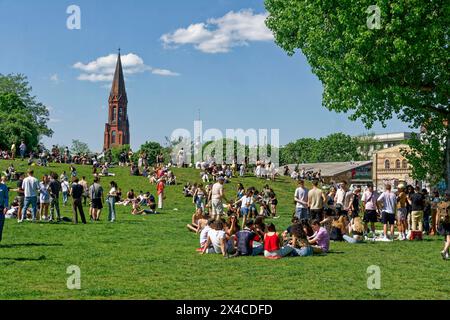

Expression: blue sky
xmin=0 ymin=0 xmax=411 ymax=152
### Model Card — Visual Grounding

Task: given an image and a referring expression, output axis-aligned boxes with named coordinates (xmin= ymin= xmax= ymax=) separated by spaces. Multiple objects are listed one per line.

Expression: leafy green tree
xmin=0 ymin=93 xmax=40 ymax=151
xmin=280 ymin=138 xmax=318 ymax=164
xmin=0 ymin=74 xmax=53 ymax=138
xmin=315 ymin=133 xmax=361 ymax=162
xmin=265 ymin=0 xmax=449 ymax=189
xmin=111 ymin=145 xmax=132 ymax=164
xmin=138 ymin=141 xmax=164 ymax=165
xmin=71 ymin=140 xmax=91 ymax=155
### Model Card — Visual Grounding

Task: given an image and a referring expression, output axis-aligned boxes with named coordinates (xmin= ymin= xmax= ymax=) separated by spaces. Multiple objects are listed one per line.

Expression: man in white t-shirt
xmin=294 ymin=180 xmax=309 ymax=220
xmin=362 ymin=184 xmax=379 ymax=234
xmin=377 ymin=184 xmax=397 ymax=240
xmin=210 ymin=177 xmax=227 ymax=220
xmin=334 ymin=181 xmax=350 ymax=216
xmin=20 ymin=169 xmax=39 ymax=222
xmin=202 ymin=221 xmax=227 ymax=257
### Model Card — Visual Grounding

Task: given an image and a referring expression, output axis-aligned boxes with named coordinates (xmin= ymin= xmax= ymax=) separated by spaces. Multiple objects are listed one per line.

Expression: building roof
xmin=109 ymin=52 xmax=127 ymax=102
xmin=285 ymin=160 xmax=373 ymax=177
xmin=372 ymin=143 xmax=410 ymax=154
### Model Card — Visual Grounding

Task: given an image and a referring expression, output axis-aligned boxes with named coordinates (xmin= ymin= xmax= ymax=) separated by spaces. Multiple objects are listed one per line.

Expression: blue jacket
xmin=0 ymin=183 xmax=9 ymax=208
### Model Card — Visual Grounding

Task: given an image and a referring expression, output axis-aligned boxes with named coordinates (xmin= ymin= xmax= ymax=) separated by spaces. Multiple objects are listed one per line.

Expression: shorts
xmin=211 ymin=199 xmax=224 ymax=217
xmin=17 ymin=196 xmax=25 ymax=207
xmin=271 ymin=199 xmax=278 ymax=206
xmin=240 ymin=207 xmax=249 ymax=216
xmin=397 ymin=208 xmax=407 ymax=222
xmin=439 ymin=222 xmax=450 ymax=236
xmin=91 ymin=198 xmax=103 ymax=210
xmin=363 ymin=210 xmax=378 ymax=223
xmin=381 ymin=211 xmax=395 ymax=225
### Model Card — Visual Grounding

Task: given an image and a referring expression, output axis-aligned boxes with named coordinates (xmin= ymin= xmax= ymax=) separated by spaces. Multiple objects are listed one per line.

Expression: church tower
xmin=103 ymin=51 xmax=130 ymax=151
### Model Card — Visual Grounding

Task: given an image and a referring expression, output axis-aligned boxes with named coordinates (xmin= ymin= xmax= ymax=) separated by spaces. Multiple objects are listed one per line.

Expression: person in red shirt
xmin=264 ymin=223 xmax=293 ymax=259
xmin=157 ymin=177 xmax=166 ymax=209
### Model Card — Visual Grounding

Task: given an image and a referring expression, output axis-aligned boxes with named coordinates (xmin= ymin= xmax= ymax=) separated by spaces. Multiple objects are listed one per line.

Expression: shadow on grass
xmin=0 ymin=243 xmax=63 ymax=249
xmin=0 ymin=255 xmax=46 ymax=262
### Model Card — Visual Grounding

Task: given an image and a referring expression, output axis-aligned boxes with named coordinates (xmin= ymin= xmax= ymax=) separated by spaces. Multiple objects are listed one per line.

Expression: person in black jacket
xmin=71 ymin=177 xmax=86 ymax=224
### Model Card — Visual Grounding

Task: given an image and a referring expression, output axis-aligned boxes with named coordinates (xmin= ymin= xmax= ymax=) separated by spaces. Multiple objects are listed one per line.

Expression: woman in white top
xmin=39 ymin=175 xmax=51 ymax=220
xmin=107 ymin=181 xmax=118 ymax=222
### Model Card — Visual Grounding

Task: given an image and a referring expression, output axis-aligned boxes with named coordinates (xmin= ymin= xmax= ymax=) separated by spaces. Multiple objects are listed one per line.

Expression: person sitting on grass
xmin=187 ymin=210 xmax=208 ymax=233
xmin=202 ymin=221 xmax=229 ymax=257
xmin=282 ymin=217 xmax=300 ymax=243
xmin=229 ymin=220 xmax=264 ymax=257
xmin=225 ymin=214 xmax=240 ymax=237
xmin=289 ymin=223 xmax=314 ymax=257
xmin=343 ymin=217 xmax=365 ymax=244
xmin=197 ymin=219 xmax=214 ymax=252
xmin=308 ymin=220 xmax=330 ymax=254
xmin=320 ymin=210 xmax=334 ymax=235
xmin=131 ymin=200 xmax=158 ymax=215
xmin=329 ymin=216 xmax=346 ymax=242
xmin=263 ymin=223 xmax=294 ymax=259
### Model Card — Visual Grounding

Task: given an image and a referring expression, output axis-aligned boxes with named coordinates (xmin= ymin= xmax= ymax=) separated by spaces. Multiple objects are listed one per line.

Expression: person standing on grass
xmin=362 ymin=184 xmax=378 ymax=235
xmin=210 ymin=177 xmax=228 ymax=221
xmin=79 ymin=176 xmax=89 ymax=206
xmin=308 ymin=180 xmax=326 ymax=222
xmin=15 ymin=173 xmax=25 ymax=222
xmin=19 ymin=141 xmax=26 ymax=160
xmin=377 ymin=184 xmax=397 ymax=241
xmin=0 ymin=178 xmax=9 ymax=242
xmin=49 ymin=173 xmax=62 ymax=222
xmin=408 ymin=186 xmax=425 ymax=233
xmin=20 ymin=169 xmax=39 ymax=223
xmin=107 ymin=181 xmax=118 ymax=222
xmin=396 ymin=184 xmax=408 ymax=241
xmin=71 ymin=177 xmax=86 ymax=224
xmin=61 ymin=178 xmax=70 ymax=206
xmin=294 ymin=180 xmax=309 ymax=220
xmin=89 ymin=177 xmax=104 ymax=221
xmin=10 ymin=143 xmax=16 ymax=161
xmin=334 ymin=181 xmax=349 ymax=217
xmin=38 ymin=175 xmax=50 ymax=221
xmin=157 ymin=177 xmax=166 ymax=210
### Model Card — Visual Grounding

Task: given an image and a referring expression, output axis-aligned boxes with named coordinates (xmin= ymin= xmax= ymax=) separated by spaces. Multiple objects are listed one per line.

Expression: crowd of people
xmin=186 ymin=178 xmax=450 ymax=260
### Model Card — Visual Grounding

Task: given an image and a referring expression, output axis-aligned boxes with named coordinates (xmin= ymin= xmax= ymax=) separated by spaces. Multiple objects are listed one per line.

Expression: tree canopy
xmin=265 ymin=0 xmax=449 ymax=189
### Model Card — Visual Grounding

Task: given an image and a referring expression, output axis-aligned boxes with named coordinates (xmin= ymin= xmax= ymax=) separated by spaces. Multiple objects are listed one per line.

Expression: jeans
xmin=264 ymin=246 xmax=294 ymax=258
xmin=62 ymin=192 xmax=69 ymax=205
xmin=252 ymin=244 xmax=264 ymax=256
xmin=50 ymin=197 xmax=61 ymax=220
xmin=0 ymin=207 xmax=5 ymax=242
xmin=291 ymin=246 xmax=313 ymax=257
xmin=423 ymin=212 xmax=430 ymax=233
xmin=343 ymin=235 xmax=364 ymax=244
xmin=22 ymin=196 xmax=37 ymax=221
xmin=107 ymin=197 xmax=116 ymax=222
xmin=295 ymin=207 xmax=309 ymax=220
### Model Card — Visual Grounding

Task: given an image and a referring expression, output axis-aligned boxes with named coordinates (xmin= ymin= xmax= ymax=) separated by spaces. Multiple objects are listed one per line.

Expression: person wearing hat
xmin=396 ymin=184 xmax=408 ymax=240
xmin=157 ymin=177 xmax=166 ymax=210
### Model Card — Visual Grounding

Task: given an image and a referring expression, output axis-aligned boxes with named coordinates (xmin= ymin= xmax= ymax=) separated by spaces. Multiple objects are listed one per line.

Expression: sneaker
xmin=273 ymin=216 xmax=280 ymax=219
xmin=441 ymin=251 xmax=447 ymax=260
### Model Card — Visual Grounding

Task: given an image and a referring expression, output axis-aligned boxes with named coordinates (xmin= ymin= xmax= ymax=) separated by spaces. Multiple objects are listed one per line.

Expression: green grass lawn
xmin=0 ymin=160 xmax=448 ymax=300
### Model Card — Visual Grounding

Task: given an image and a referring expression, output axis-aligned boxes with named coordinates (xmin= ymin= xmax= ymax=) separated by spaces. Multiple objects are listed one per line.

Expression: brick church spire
xmin=103 ymin=50 xmax=130 ymax=151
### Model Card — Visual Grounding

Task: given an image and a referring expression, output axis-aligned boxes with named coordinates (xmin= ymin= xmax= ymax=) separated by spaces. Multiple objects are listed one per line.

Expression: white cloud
xmin=161 ymin=9 xmax=274 ymax=53
xmin=50 ymin=74 xmax=60 ymax=84
xmin=151 ymin=69 xmax=180 ymax=77
xmin=73 ymin=53 xmax=180 ymax=82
